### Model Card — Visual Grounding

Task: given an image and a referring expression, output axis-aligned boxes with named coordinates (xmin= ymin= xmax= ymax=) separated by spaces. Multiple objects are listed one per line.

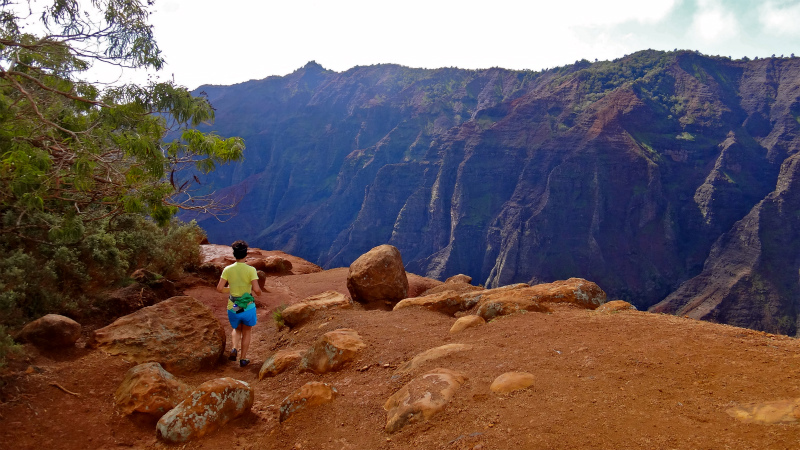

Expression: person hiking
xmin=216 ymin=240 xmax=262 ymax=367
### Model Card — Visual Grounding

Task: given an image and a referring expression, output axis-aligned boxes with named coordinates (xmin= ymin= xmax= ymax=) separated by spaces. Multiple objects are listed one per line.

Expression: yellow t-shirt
xmin=221 ymin=262 xmax=258 ymax=299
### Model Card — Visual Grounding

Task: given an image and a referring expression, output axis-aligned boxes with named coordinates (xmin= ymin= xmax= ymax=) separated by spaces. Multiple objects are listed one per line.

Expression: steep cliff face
xmin=191 ymin=52 xmax=800 ymax=333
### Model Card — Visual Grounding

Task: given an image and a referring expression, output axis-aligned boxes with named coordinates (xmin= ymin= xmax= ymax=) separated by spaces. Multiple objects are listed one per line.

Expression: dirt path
xmin=2 ymin=269 xmax=800 ymax=450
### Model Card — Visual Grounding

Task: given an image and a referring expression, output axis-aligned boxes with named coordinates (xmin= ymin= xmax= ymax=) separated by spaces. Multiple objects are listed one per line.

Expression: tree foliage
xmin=0 ymin=0 xmax=246 ymax=361
xmin=0 ymin=0 xmax=245 ymax=241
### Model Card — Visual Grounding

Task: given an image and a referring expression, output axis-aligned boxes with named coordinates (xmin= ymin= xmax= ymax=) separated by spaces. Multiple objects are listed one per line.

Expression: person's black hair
xmin=232 ymin=240 xmax=248 ymax=259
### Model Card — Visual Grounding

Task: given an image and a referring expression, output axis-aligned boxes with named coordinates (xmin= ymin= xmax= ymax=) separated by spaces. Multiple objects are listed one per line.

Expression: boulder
xmin=281 ymin=291 xmax=353 ymax=328
xmin=87 ymin=296 xmax=226 ymax=375
xmin=262 ymin=256 xmax=293 ymax=274
xmin=490 ymin=372 xmax=535 ymax=394
xmin=449 ymin=315 xmax=485 ymax=333
xmin=394 ymin=290 xmax=481 ymax=316
xmin=299 ymin=329 xmax=366 ymax=374
xmin=114 ymin=362 xmax=191 ymax=418
xmin=16 ymin=314 xmax=81 ymax=348
xmin=346 ymin=245 xmax=408 ymax=306
xmin=156 ymin=377 xmax=254 ymax=443
xmin=596 ymin=300 xmax=637 ymax=313
xmin=445 ymin=274 xmax=473 ymax=284
xmin=394 ymin=344 xmax=473 ymax=376
xmin=258 ymin=349 xmax=305 ymax=379
xmin=726 ymin=398 xmax=800 ymax=424
xmin=384 ymin=368 xmax=467 ymax=434
xmin=279 ymin=382 xmax=338 ymax=422
xmin=475 ymin=293 xmax=552 ymax=321
xmin=104 ymin=283 xmax=161 ymax=317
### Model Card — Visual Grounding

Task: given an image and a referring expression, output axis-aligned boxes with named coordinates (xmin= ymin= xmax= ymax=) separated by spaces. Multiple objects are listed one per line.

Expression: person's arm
xmin=216 ymin=278 xmax=230 ymax=294
xmin=251 ymin=279 xmax=262 ymax=297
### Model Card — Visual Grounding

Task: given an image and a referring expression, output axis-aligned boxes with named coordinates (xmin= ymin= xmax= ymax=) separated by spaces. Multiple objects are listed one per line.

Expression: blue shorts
xmin=227 ymin=305 xmax=257 ymax=328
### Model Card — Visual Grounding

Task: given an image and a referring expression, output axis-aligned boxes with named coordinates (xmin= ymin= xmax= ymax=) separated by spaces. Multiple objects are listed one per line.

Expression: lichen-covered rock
xmin=449 ymin=315 xmax=485 ymax=333
xmin=156 ymin=378 xmax=254 ymax=443
xmin=279 ymin=382 xmax=338 ymax=422
xmin=87 ymin=296 xmax=225 ymax=375
xmin=384 ymin=368 xmax=467 ymax=434
xmin=346 ymin=245 xmax=408 ymax=306
xmin=394 ymin=344 xmax=473 ymax=376
xmin=597 ymin=300 xmax=637 ymax=313
xmin=16 ymin=314 xmax=81 ymax=348
xmin=299 ymin=329 xmax=366 ymax=374
xmin=258 ymin=349 xmax=305 ymax=379
xmin=726 ymin=398 xmax=800 ymax=424
xmin=281 ymin=291 xmax=353 ymax=328
xmin=114 ymin=362 xmax=191 ymax=418
xmin=490 ymin=372 xmax=535 ymax=394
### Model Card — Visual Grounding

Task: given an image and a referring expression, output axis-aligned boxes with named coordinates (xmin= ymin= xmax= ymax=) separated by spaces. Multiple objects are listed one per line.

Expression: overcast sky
xmin=99 ymin=0 xmax=800 ymax=90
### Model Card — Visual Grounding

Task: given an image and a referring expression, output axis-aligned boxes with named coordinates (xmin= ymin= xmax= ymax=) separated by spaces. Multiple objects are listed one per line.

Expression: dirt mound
xmin=2 ymin=261 xmax=800 ymax=449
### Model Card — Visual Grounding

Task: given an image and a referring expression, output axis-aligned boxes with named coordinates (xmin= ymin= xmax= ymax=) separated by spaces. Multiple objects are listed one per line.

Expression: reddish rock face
xmin=17 ymin=314 xmax=81 ymax=348
xmin=279 ymin=382 xmax=338 ymax=422
xmin=262 ymin=256 xmax=293 ymax=274
xmin=156 ymin=377 xmax=254 ymax=443
xmin=346 ymin=245 xmax=408 ymax=307
xmin=114 ymin=362 xmax=191 ymax=418
xmin=445 ymin=274 xmax=472 ymax=284
xmin=87 ymin=296 xmax=226 ymax=375
xmin=475 ymin=278 xmax=605 ymax=320
xmin=299 ymin=329 xmax=366 ymax=374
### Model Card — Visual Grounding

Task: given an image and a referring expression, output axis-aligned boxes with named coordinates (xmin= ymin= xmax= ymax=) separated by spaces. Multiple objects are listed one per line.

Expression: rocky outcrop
xmin=299 ymin=329 xmax=366 ymax=374
xmin=87 ymin=296 xmax=226 ymax=374
xmin=261 ymin=256 xmax=293 ymax=274
xmin=393 ymin=290 xmax=481 ymax=316
xmin=156 ymin=377 xmax=254 ymax=443
xmin=190 ymin=51 xmax=800 ymax=334
xmin=346 ymin=245 xmax=408 ymax=307
xmin=490 ymin=372 xmax=535 ymax=394
xmin=279 ymin=382 xmax=338 ymax=422
xmin=475 ymin=278 xmax=605 ymax=320
xmin=281 ymin=291 xmax=353 ymax=328
xmin=16 ymin=314 xmax=81 ymax=348
xmin=114 ymin=362 xmax=191 ymax=418
xmin=384 ymin=368 xmax=467 ymax=434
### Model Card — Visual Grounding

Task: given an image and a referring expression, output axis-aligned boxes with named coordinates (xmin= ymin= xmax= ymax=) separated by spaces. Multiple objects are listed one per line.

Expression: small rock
xmin=726 ymin=398 xmax=800 ymax=424
xmin=449 ymin=315 xmax=486 ymax=333
xmin=17 ymin=314 xmax=81 ymax=348
xmin=156 ymin=377 xmax=254 ymax=443
xmin=114 ymin=362 xmax=191 ymax=418
xmin=395 ymin=344 xmax=473 ymax=375
xmin=445 ymin=274 xmax=473 ymax=284
xmin=279 ymin=382 xmax=338 ymax=422
xmin=258 ymin=349 xmax=305 ymax=379
xmin=596 ymin=300 xmax=636 ymax=313
xmin=490 ymin=372 xmax=535 ymax=394
xmin=299 ymin=329 xmax=366 ymax=374
xmin=384 ymin=368 xmax=467 ymax=433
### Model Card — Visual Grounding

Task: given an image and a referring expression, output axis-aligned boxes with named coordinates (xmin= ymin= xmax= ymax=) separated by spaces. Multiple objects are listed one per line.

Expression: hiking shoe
xmin=228 ymin=348 xmax=237 ymax=361
xmin=239 ymin=359 xmax=250 ymax=367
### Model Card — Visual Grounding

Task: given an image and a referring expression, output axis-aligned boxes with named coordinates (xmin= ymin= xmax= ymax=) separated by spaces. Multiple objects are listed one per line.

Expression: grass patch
xmin=272 ymin=304 xmax=288 ymax=330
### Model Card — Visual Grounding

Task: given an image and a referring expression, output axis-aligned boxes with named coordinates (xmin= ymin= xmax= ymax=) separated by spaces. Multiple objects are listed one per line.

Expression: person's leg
xmin=239 ymin=324 xmax=252 ymax=360
xmin=231 ymin=326 xmax=241 ymax=351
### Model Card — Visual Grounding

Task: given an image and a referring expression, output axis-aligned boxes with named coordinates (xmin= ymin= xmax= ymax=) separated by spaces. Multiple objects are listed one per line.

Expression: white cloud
xmin=759 ymin=1 xmax=800 ymax=36
xmin=690 ymin=0 xmax=740 ymax=42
